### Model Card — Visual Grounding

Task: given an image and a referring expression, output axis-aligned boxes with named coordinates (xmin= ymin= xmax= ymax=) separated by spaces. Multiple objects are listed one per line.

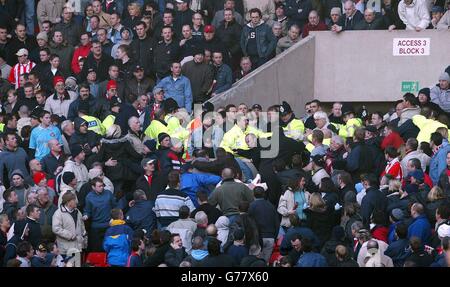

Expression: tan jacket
xmin=52 ymin=204 xmax=86 ymax=255
xmin=44 ymin=91 xmax=77 ymax=119
xmin=97 ymin=12 xmax=112 ymax=29
xmin=62 ymin=160 xmax=89 ymax=192
xmin=277 ymin=189 xmax=310 ymax=228
xmin=37 ymin=0 xmax=65 ymax=28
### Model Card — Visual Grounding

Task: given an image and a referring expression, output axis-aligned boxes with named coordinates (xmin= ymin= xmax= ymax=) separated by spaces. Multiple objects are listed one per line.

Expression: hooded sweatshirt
xmin=10 ymin=169 xmax=31 ymax=208
xmin=398 ymin=0 xmax=430 ymax=30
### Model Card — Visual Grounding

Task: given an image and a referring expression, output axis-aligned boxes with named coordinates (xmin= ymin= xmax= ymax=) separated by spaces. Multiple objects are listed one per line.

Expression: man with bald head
xmin=354 ymin=8 xmax=385 ymax=30
xmin=41 ymin=139 xmax=65 ymax=179
xmin=302 ymin=10 xmax=328 ymax=37
xmin=208 ymin=168 xmax=254 ymax=223
xmin=408 ymin=203 xmax=431 ymax=245
xmin=331 ymin=0 xmax=364 ymax=32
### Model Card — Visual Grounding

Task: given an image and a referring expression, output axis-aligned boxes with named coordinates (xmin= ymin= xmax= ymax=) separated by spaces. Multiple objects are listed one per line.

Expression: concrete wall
xmin=209 ymin=36 xmax=316 ymax=113
xmin=312 ymin=30 xmax=450 ymax=102
xmin=211 ymin=30 xmax=450 ymax=114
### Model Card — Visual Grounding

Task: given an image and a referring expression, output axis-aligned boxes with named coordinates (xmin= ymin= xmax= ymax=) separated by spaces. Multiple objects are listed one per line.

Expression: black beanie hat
xmin=158 ymin=132 xmax=170 ymax=144
xmin=62 ymin=172 xmax=76 ymax=185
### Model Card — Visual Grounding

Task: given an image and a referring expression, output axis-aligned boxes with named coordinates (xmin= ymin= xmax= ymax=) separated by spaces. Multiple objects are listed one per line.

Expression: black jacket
xmin=321 ymin=239 xmax=353 ymax=266
xmin=134 ymin=172 xmax=168 ymax=201
xmin=192 ymin=155 xmax=242 ymax=179
xmin=360 ymin=186 xmax=388 ymax=227
xmin=201 ymin=37 xmax=230 ymax=65
xmin=305 ymin=207 xmax=334 ymax=247
xmin=114 ymin=103 xmax=140 ymax=136
xmin=248 ymin=199 xmax=280 ymax=239
xmin=191 ymin=204 xmax=222 ymax=225
xmin=337 ymin=10 xmax=364 ymax=31
xmin=5 ymin=36 xmax=38 ymax=66
xmin=216 ymin=20 xmax=243 ymax=57
xmin=41 ymin=153 xmax=65 ymax=179
xmin=80 ymin=53 xmax=114 ymax=82
xmin=174 ymin=9 xmax=195 ymax=35
xmin=67 ymin=94 xmax=109 ymax=121
xmin=95 ymin=137 xmax=143 ymax=181
xmin=285 ymin=0 xmax=313 ymax=29
xmin=26 ymin=217 xmax=42 ymax=250
xmin=164 ymin=247 xmax=188 ymax=267
xmin=153 ymin=40 xmax=181 ymax=79
xmin=144 ymin=242 xmax=170 ymax=267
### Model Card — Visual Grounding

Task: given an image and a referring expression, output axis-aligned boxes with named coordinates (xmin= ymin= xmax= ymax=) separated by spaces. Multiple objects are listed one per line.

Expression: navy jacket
xmin=384 ymin=238 xmax=409 ymax=267
xmin=285 ymin=0 xmax=313 ymax=29
xmin=296 ymin=252 xmax=328 ymax=267
xmin=280 ymin=226 xmax=320 ymax=254
xmin=360 ymin=186 xmax=387 ymax=227
xmin=125 ymin=200 xmax=157 ymax=234
xmin=248 ymin=199 xmax=280 ymax=239
xmin=84 ymin=190 xmax=116 ymax=229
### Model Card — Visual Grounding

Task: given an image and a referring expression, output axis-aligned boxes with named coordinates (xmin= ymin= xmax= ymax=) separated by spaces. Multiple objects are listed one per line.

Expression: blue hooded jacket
xmin=181 ymin=172 xmax=221 ymax=207
xmin=103 ymin=220 xmax=134 ymax=266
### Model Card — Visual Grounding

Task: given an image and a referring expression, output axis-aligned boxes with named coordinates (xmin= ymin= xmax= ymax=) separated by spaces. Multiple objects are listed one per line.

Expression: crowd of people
xmin=0 ymin=0 xmax=449 ymax=268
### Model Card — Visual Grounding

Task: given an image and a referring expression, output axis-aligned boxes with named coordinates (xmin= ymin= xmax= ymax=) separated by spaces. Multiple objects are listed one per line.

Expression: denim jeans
xmin=24 ymin=0 xmax=36 ymax=35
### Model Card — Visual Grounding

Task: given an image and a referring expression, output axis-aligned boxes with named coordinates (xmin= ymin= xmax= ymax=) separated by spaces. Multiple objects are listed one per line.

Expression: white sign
xmin=393 ymin=38 xmax=430 ymax=56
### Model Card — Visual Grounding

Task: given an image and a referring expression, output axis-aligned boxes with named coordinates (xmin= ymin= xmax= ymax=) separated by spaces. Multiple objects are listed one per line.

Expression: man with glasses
xmin=8 ymin=48 xmax=36 ymax=89
xmin=331 ymin=0 xmax=364 ymax=32
xmin=240 ymin=8 xmax=277 ymax=69
xmin=191 ymin=12 xmax=205 ymax=41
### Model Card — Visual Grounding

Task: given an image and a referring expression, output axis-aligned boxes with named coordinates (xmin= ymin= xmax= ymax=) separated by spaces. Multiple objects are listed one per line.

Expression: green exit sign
xmin=401 ymin=81 xmax=419 ymax=93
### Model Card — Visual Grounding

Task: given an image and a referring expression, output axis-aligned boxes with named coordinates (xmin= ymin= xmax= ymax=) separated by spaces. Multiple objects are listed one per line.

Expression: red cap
xmin=204 ymin=25 xmax=215 ymax=33
xmin=53 ymin=76 xmax=65 ymax=87
xmin=33 ymin=172 xmax=47 ymax=185
xmin=107 ymin=80 xmax=117 ymax=90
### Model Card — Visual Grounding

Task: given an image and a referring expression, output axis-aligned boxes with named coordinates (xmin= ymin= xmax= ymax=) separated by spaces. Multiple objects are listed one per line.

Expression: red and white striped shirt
xmin=8 ymin=61 xmax=36 ymax=89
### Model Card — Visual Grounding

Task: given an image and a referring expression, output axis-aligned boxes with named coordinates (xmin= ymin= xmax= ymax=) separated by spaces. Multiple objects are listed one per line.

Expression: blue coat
xmin=212 ymin=64 xmax=233 ymax=94
xmin=180 ymin=172 xmax=221 ymax=207
xmin=125 ymin=200 xmax=157 ymax=234
xmin=384 ymin=238 xmax=409 ymax=267
xmin=431 ymin=253 xmax=448 ymax=267
xmin=156 ymin=76 xmax=193 ymax=113
xmin=103 ymin=222 xmax=134 ymax=267
xmin=430 ymin=145 xmax=450 ymax=185
xmin=407 ymin=214 xmax=431 ymax=245
xmin=84 ymin=190 xmax=116 ymax=228
xmin=296 ymin=252 xmax=328 ymax=267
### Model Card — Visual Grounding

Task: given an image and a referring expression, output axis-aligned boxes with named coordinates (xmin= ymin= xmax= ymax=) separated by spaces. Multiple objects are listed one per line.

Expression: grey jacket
xmin=240 ymin=20 xmax=277 ymax=59
xmin=430 ymin=85 xmax=450 ymax=113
